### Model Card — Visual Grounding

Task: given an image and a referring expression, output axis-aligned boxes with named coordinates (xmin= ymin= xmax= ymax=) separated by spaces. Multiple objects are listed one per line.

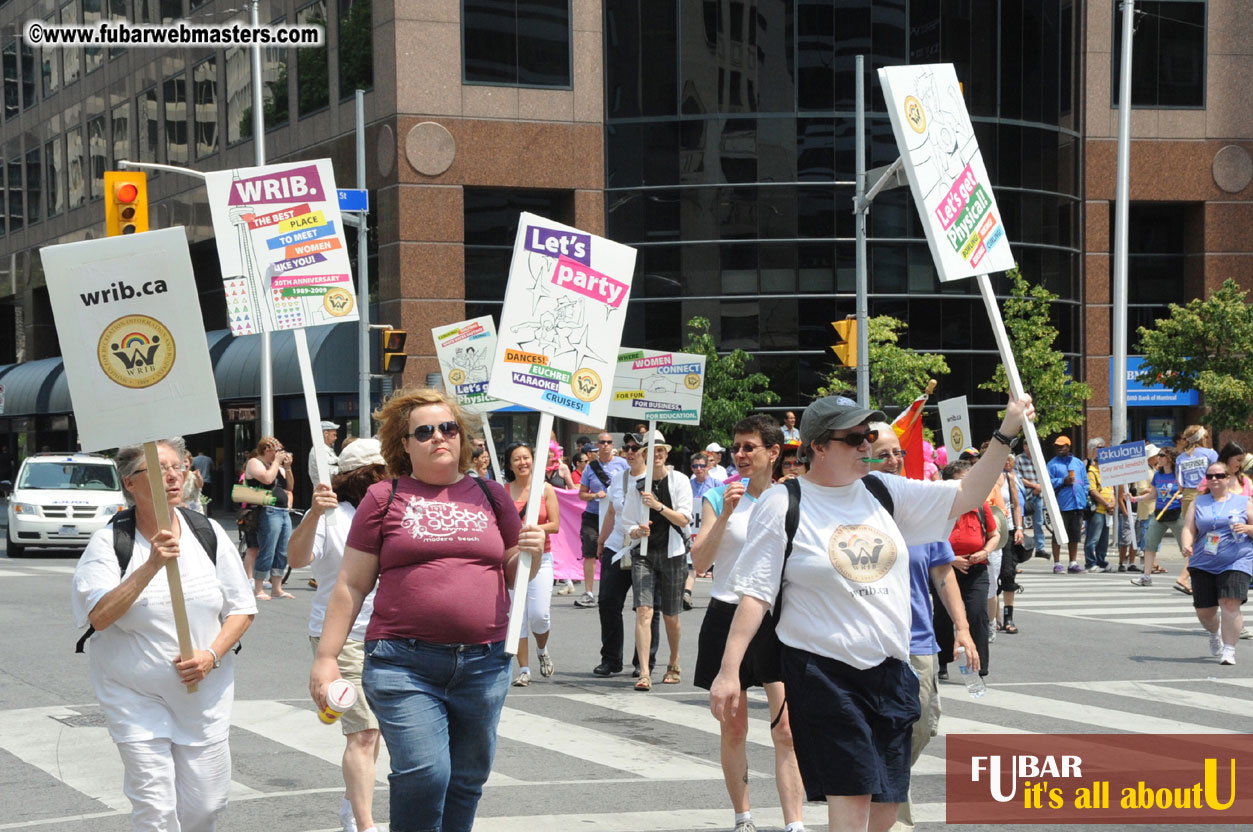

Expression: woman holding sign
xmin=72 ymin=438 xmax=256 ymax=831
xmin=310 ymin=389 xmax=545 ymax=832
xmin=1181 ymin=462 xmax=1253 ymax=666
xmin=503 ymin=441 xmax=562 ymax=686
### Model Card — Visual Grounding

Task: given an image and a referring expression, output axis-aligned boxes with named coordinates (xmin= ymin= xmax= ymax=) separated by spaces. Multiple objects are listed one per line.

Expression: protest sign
xmin=432 ymin=316 xmax=507 ymax=478
xmin=205 ymin=159 xmax=359 ymax=335
xmin=40 ymin=228 xmax=222 ymax=452
xmin=878 ymin=62 xmax=1068 ymax=544
xmin=486 ymin=213 xmax=637 ymax=654
xmin=608 ymin=348 xmax=706 ymax=425
xmin=42 ymin=227 xmax=222 ymax=689
xmin=1097 ymin=440 xmax=1152 ymax=488
xmin=937 ymin=395 xmax=972 ymax=463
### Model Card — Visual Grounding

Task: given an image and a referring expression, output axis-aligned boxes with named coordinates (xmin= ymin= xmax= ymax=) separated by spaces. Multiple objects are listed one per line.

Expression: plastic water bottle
xmin=956 ymin=646 xmax=986 ymax=698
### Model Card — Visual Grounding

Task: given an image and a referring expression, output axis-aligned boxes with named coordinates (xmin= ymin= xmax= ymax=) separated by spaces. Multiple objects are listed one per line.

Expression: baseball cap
xmin=705 ymin=442 xmax=725 ymax=453
xmin=1053 ymin=436 xmax=1072 ymax=447
xmin=336 ymin=438 xmax=385 ymax=474
xmin=320 ymin=420 xmax=341 ymax=432
xmin=799 ymin=396 xmax=887 ymax=448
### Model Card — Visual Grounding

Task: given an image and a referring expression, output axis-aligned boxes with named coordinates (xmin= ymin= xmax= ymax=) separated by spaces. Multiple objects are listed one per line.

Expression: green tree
xmin=1137 ymin=278 xmax=1253 ymax=441
xmin=680 ymin=316 xmax=780 ymax=449
xmin=817 ymin=316 xmax=949 ymax=412
xmin=978 ymin=266 xmax=1091 ymax=437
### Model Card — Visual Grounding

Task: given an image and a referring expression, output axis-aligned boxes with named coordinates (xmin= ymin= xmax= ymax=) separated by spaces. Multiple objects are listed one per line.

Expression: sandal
xmin=1152 ymin=566 xmax=1168 ymax=574
xmin=1173 ymin=581 xmax=1193 ymax=596
xmin=634 ymin=675 xmax=651 ymax=691
xmin=255 ymin=592 xmax=271 ymax=601
xmin=272 ymin=591 xmax=296 ymax=600
xmin=1004 ymin=621 xmax=1019 ymax=634
xmin=662 ymin=665 xmax=681 ymax=685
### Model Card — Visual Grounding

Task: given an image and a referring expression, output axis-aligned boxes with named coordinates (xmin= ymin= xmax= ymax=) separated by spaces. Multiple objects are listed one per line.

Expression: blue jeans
xmin=1024 ymin=493 xmax=1046 ymax=552
xmin=1135 ymin=518 xmax=1150 ymax=552
xmin=254 ymin=506 xmax=291 ymax=579
xmin=1084 ymin=512 xmax=1110 ymax=568
xmin=363 ymin=638 xmax=510 ymax=832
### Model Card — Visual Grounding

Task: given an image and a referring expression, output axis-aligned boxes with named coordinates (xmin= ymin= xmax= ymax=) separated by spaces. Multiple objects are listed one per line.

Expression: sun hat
xmin=336 ymin=438 xmax=385 ymax=474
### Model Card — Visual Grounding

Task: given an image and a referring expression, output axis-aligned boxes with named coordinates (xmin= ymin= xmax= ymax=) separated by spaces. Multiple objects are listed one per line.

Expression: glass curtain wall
xmin=603 ymin=0 xmax=1082 ymax=431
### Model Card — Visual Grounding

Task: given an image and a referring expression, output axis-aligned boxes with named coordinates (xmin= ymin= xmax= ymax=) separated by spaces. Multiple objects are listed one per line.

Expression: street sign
xmin=337 ymin=189 xmax=368 ymax=213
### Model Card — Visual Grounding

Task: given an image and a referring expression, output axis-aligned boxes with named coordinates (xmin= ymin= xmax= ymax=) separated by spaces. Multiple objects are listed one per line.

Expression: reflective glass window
xmin=193 ymin=57 xmax=218 ymax=158
xmin=111 ymin=100 xmax=130 ymax=165
xmin=88 ymin=114 xmax=107 ymax=199
xmin=83 ymin=0 xmax=103 ymax=74
xmin=338 ymin=0 xmax=373 ymax=97
xmin=45 ymin=137 xmax=64 ymax=218
xmin=61 ymin=3 xmax=80 ymax=85
xmin=25 ymin=146 xmax=41 ymax=224
xmin=463 ymin=0 xmax=571 ymax=88
xmin=264 ymin=18 xmax=289 ymax=126
xmin=2 ymin=42 xmax=16 ymax=119
xmin=68 ymin=125 xmax=86 ymax=208
xmin=1113 ymin=0 xmax=1205 ymax=107
xmin=7 ymin=157 xmax=23 ymax=231
xmin=164 ymin=72 xmax=188 ymax=165
xmin=297 ymin=1 xmax=330 ymax=115
xmin=20 ymin=40 xmax=35 ymax=108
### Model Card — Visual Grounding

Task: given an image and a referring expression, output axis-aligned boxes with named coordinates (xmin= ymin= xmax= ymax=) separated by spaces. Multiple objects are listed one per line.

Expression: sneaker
xmin=1067 ymin=562 xmax=1085 ymax=574
xmin=1086 ymin=565 xmax=1101 ymax=573
xmin=735 ymin=820 xmax=758 ymax=832
xmin=1129 ymin=575 xmax=1153 ymax=587
xmin=1100 ymin=565 xmax=1114 ymax=573
xmin=1220 ymin=646 xmax=1237 ymax=666
xmin=1209 ymin=632 xmax=1223 ymax=658
xmin=682 ymin=589 xmax=693 ymax=611
xmin=1241 ymin=628 xmax=1252 ymax=640
xmin=340 ymin=796 xmax=357 ymax=832
xmin=539 ymin=652 xmax=555 ymax=678
xmin=1053 ymin=563 xmax=1065 ymax=573
xmin=938 ymin=665 xmax=949 ymax=681
xmin=1117 ymin=564 xmax=1127 ymax=572
xmin=556 ymin=579 xmax=575 ymax=596
xmin=573 ymin=592 xmax=597 ymax=608
xmin=988 ymin=623 xmax=997 ymax=643
xmin=512 ymin=670 xmax=531 ymax=687
xmin=1128 ymin=564 xmax=1142 ymax=573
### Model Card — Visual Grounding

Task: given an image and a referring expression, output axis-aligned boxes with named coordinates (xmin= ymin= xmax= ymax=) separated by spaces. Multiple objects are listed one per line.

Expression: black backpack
xmin=76 ymin=507 xmax=236 ymax=654
xmin=759 ymin=474 xmax=895 ymax=710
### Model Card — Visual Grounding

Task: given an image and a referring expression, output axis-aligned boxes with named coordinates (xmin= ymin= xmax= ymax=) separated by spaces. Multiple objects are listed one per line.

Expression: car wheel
xmin=7 ymin=535 xmax=26 ymax=558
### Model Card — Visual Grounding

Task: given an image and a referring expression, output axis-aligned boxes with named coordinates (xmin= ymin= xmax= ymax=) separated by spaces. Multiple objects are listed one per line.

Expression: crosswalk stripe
xmin=474 ymin=803 xmax=946 ymax=831
xmin=1059 ymin=680 xmax=1253 ymax=719
xmin=938 ymin=685 xmax=1238 ymax=734
xmin=230 ymin=699 xmax=392 ymax=784
xmin=1021 ymin=597 xmax=1192 ymax=607
xmin=1023 ymin=610 xmax=1201 ymax=625
xmin=495 ymin=706 xmax=725 ymax=781
xmin=937 ymin=715 xmax=1030 ymax=736
xmin=0 ymin=569 xmax=32 ymax=577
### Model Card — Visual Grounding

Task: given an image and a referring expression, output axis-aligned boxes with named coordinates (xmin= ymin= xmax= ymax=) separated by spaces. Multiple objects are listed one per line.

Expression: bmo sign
xmin=1110 ymin=356 xmax=1200 ymax=407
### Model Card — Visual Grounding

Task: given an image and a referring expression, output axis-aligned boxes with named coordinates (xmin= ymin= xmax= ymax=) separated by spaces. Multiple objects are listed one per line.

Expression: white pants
xmin=512 ymin=555 xmax=554 ymax=647
xmin=987 ymin=547 xmax=1004 ymax=600
xmin=116 ymin=736 xmax=231 ymax=832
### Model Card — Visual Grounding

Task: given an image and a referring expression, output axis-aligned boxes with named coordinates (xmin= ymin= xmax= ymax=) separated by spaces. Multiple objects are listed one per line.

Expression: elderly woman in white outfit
xmin=72 ymin=438 xmax=256 ymax=831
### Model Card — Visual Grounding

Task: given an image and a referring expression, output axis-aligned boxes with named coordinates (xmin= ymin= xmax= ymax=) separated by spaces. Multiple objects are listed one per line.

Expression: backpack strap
xmin=862 ymin=474 xmax=895 ymax=516
xmin=587 ymin=459 xmax=608 ymax=490
xmin=773 ymin=477 xmax=803 ymax=622
xmin=378 ymin=478 xmax=399 ymax=551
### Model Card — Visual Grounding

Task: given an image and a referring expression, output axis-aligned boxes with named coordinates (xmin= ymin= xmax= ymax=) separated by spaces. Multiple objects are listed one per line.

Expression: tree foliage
xmin=978 ymin=267 xmax=1091 ymax=437
xmin=680 ymin=316 xmax=780 ymax=449
xmin=1137 ymin=278 xmax=1253 ymax=438
xmin=817 ymin=316 xmax=949 ymax=412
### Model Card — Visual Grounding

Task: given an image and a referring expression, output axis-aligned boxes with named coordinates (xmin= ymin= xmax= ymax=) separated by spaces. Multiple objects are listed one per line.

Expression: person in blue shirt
xmin=1046 ymin=436 xmax=1089 ymax=574
xmin=869 ymin=426 xmax=975 ymax=831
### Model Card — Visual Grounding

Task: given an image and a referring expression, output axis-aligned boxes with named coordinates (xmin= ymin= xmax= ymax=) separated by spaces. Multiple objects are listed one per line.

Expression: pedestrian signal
xmin=831 ymin=318 xmax=857 ymax=367
xmin=381 ymin=329 xmax=407 ymax=374
xmin=104 ymin=171 xmax=149 ymax=236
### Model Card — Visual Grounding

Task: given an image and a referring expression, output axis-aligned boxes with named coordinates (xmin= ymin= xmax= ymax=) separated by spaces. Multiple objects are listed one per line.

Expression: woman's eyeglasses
xmin=730 ymin=443 xmax=762 ymax=454
xmin=882 ymin=448 xmax=907 ymax=459
xmin=409 ymin=421 xmax=460 ymax=442
xmin=782 ymin=459 xmax=804 ymax=468
xmin=1206 ymin=472 xmax=1230 ymax=481
xmin=832 ymin=429 xmax=879 ymax=447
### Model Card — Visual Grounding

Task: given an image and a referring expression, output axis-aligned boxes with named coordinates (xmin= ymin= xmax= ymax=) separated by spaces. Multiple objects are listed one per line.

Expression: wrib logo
xmin=96 ymin=314 xmax=176 ymax=389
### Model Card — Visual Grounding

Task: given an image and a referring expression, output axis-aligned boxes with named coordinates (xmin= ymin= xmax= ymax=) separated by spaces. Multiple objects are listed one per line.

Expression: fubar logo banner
xmin=39 ymin=227 xmax=223 ymax=451
xmin=946 ymin=734 xmax=1253 ymax=824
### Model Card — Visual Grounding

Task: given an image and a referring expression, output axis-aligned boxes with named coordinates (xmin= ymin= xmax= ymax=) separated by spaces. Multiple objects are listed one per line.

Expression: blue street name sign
xmin=337 ymin=189 xmax=369 ymax=212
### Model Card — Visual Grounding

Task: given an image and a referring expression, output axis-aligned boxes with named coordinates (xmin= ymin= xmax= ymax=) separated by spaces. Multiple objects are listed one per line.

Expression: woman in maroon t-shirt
xmin=310 ymin=388 xmax=544 ymax=832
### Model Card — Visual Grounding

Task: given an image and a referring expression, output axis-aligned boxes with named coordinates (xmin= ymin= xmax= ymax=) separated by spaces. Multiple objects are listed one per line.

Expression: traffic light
xmin=104 ymin=171 xmax=149 ymax=236
xmin=831 ymin=317 xmax=857 ymax=367
xmin=381 ymin=328 xmax=407 ymax=374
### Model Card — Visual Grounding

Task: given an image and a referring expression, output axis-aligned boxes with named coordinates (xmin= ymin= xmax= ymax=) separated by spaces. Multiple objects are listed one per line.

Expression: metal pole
xmin=853 ymin=54 xmax=870 ymax=407
xmin=1111 ymin=1 xmax=1134 ymax=449
xmin=355 ymin=89 xmax=371 ymax=436
xmin=251 ymin=0 xmax=273 ymax=438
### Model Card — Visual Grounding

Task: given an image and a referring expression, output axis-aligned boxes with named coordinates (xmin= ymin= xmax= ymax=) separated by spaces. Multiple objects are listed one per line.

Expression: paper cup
xmin=318 ymin=678 xmax=358 ymax=724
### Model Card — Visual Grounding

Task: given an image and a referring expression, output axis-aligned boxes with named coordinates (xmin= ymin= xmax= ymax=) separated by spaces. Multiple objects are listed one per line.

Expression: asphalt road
xmin=1 ymin=521 xmax=1250 ymax=832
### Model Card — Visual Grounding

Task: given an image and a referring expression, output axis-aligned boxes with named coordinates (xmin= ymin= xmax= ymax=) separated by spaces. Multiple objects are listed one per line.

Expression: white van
xmin=6 ymin=453 xmax=127 ymax=557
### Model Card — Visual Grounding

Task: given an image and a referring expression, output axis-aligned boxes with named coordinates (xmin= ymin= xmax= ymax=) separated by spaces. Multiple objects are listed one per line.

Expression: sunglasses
xmin=782 ymin=459 xmax=803 ymax=468
xmin=596 ymin=439 xmax=614 ymax=445
xmin=832 ymin=429 xmax=879 ymax=447
xmin=730 ymin=443 xmax=762 ymax=454
xmin=691 ymin=462 xmax=707 ymax=469
xmin=1206 ymin=472 xmax=1229 ymax=480
xmin=623 ymin=445 xmax=641 ymax=453
xmin=408 ymin=421 xmax=460 ymax=443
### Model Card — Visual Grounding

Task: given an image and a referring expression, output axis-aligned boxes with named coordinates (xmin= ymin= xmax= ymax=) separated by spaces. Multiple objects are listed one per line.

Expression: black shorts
xmin=580 ymin=512 xmax=599 ymax=559
xmin=1189 ymin=568 xmax=1251 ymax=608
xmin=1060 ymin=509 xmax=1083 ymax=541
xmin=781 ymin=645 xmax=919 ymax=803
xmin=693 ymin=598 xmax=782 ymax=691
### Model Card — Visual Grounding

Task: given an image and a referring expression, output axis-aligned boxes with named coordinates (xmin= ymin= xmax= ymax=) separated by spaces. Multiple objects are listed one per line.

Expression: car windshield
xmin=17 ymin=462 xmax=121 ymax=491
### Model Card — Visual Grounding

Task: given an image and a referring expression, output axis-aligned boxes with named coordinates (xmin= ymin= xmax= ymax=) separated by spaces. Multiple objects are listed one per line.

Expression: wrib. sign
xmin=337 ymin=189 xmax=368 ymax=212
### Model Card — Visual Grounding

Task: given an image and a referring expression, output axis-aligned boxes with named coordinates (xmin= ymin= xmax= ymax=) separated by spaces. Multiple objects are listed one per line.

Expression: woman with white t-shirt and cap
xmin=288 ymin=438 xmax=387 ymax=832
xmin=710 ymin=392 xmax=1033 ymax=832
xmin=692 ymin=414 xmax=805 ymax=832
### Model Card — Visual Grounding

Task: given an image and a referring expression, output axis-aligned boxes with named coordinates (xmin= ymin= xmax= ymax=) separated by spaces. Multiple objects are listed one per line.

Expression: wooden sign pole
xmin=144 ymin=442 xmax=198 ymax=693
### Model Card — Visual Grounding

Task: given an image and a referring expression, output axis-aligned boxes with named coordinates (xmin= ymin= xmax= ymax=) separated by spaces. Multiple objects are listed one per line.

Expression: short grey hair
xmin=116 ymin=437 xmax=187 ymax=505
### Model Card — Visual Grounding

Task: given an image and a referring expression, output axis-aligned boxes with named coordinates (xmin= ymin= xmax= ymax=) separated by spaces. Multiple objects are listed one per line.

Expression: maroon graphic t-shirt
xmin=346 ymin=475 xmax=521 ymax=645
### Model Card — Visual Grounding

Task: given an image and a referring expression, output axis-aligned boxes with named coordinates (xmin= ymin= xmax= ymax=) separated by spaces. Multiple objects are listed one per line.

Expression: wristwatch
xmin=991 ymin=429 xmax=1019 ymax=450
xmin=206 ymin=646 xmax=221 ymax=669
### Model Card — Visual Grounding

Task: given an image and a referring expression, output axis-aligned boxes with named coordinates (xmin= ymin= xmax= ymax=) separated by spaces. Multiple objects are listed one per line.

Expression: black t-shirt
xmin=646 ymin=475 xmax=674 ymax=558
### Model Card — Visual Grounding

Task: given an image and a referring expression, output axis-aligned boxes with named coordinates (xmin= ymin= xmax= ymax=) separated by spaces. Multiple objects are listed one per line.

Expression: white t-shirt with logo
xmin=730 ymin=473 xmax=959 ymax=669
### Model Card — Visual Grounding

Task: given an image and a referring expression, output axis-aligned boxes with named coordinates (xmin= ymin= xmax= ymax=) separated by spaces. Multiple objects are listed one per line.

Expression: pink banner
xmin=550 ymin=486 xmax=601 ymax=581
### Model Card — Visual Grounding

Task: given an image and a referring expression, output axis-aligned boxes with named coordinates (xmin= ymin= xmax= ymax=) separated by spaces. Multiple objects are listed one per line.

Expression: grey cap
xmin=799 ymin=395 xmax=887 ymax=447
xmin=320 ymin=420 xmax=341 ymax=432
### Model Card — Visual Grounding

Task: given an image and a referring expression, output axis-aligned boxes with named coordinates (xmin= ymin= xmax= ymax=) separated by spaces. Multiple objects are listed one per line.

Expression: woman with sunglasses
xmin=502 ymin=441 xmax=562 ymax=686
xmin=1219 ymin=442 xmax=1252 ymax=497
xmin=1180 ymin=462 xmax=1253 ymax=666
xmin=310 ymin=388 xmax=545 ymax=832
xmin=693 ymin=415 xmax=806 ymax=832
xmin=711 ymin=393 xmax=1032 ymax=832
xmin=244 ymin=436 xmax=295 ymax=600
xmin=774 ymin=444 xmax=807 ymax=482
